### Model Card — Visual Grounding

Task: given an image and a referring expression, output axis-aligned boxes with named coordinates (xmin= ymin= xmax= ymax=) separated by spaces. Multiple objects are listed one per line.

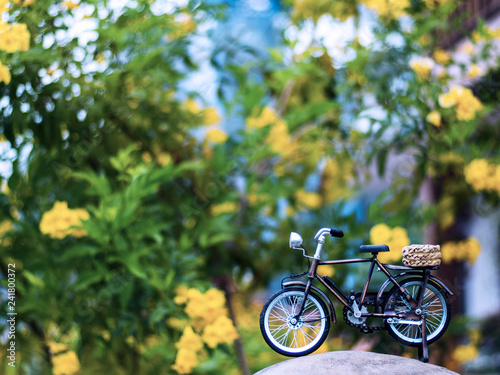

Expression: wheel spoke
xmin=384 ymin=280 xmax=449 ymax=345
xmin=262 ymin=290 xmax=328 ymax=354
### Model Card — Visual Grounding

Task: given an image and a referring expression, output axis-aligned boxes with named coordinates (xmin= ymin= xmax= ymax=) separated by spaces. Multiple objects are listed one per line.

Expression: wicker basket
xmin=402 ymin=244 xmax=441 ymax=267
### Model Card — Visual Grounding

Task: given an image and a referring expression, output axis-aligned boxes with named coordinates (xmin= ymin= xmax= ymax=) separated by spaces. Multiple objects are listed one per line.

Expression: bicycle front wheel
xmin=384 ymin=278 xmax=451 ymax=347
xmin=260 ymin=287 xmax=330 ymax=357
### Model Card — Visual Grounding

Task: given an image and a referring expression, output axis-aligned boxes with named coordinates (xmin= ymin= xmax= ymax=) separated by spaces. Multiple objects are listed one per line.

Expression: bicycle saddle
xmin=359 ymin=244 xmax=390 ymax=253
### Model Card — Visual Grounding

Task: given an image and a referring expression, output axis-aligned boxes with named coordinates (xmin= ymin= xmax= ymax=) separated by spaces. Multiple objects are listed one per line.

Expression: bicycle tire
xmin=383 ymin=277 xmax=451 ymax=347
xmin=260 ymin=287 xmax=330 ymax=357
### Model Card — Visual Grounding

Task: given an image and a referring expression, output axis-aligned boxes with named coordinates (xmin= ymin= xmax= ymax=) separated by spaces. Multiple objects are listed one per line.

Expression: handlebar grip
xmin=330 ymin=228 xmax=344 ymax=238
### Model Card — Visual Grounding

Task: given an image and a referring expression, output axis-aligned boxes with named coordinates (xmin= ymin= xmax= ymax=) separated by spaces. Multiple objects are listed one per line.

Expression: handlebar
xmin=313 ymin=227 xmax=344 ymax=242
xmin=330 ymin=228 xmax=344 ymax=238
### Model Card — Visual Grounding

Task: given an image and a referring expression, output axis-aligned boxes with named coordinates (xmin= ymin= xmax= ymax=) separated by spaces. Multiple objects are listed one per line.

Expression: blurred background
xmin=0 ymin=0 xmax=500 ymax=373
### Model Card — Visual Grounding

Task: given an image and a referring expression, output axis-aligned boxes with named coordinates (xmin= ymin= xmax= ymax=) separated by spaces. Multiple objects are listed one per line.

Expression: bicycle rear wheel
xmin=260 ymin=287 xmax=330 ymax=357
xmin=384 ymin=278 xmax=451 ymax=347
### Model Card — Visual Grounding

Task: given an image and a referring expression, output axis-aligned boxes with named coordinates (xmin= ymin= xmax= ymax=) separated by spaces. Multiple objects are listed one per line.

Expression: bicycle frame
xmin=290 ymin=228 xmax=452 ymax=322
xmin=269 ymin=227 xmax=453 ymax=362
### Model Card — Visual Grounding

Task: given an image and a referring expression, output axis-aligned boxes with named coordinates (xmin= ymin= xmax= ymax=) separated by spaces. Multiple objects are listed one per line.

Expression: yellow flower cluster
xmin=467 ymin=64 xmax=482 ymax=78
xmin=438 ymin=86 xmax=483 ymax=121
xmin=0 ymin=1 xmax=31 ymax=85
xmin=426 ymin=110 xmax=441 ymax=127
xmin=369 ymin=224 xmax=410 ymax=263
xmin=0 ymin=22 xmax=30 ymax=53
xmin=205 ymin=129 xmax=228 ymax=144
xmin=51 ymin=348 xmax=81 ymax=375
xmin=39 ymin=201 xmax=89 ymax=239
xmin=183 ymin=99 xmax=220 ymax=125
xmin=433 ymin=48 xmax=451 ymax=65
xmin=0 ymin=61 xmax=10 ymax=84
xmin=173 ymin=287 xmax=239 ymax=374
xmin=246 ymin=107 xmax=291 ymax=153
xmin=295 ymin=189 xmax=322 ymax=210
xmin=202 ymin=316 xmax=239 ymax=348
xmin=246 ymin=107 xmax=281 ymax=129
xmin=360 ymin=0 xmax=410 ymax=18
xmin=171 ymin=326 xmax=203 ymax=374
xmin=63 ymin=0 xmax=79 ymax=11
xmin=210 ymin=201 xmax=238 ymax=216
xmin=409 ymin=57 xmax=435 ymax=80
xmin=453 ymin=344 xmax=478 ymax=363
xmin=453 ymin=329 xmax=481 ymax=363
xmin=170 ymin=14 xmax=196 ymax=39
xmin=12 ymin=0 xmax=35 ymax=6
xmin=441 ymin=238 xmax=481 ymax=264
xmin=464 ymin=159 xmax=500 ymax=194
xmin=0 ymin=219 xmax=12 ymax=245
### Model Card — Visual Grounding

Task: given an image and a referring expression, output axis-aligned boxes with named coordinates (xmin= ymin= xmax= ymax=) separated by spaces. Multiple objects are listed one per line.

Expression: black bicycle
xmin=259 ymin=227 xmax=453 ymax=362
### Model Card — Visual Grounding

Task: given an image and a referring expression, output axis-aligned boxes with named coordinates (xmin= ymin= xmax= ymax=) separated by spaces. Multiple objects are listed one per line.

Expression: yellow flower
xmin=441 ymin=238 xmax=481 ymax=264
xmin=456 ymin=91 xmax=483 ymax=121
xmin=172 ymin=348 xmax=199 ymax=374
xmin=247 ymin=193 xmax=270 ymax=205
xmin=460 ymin=42 xmax=475 ymax=55
xmin=52 ymin=351 xmax=80 ymax=375
xmin=313 ymin=340 xmax=329 ymax=354
xmin=0 ymin=0 xmax=8 ymax=12
xmin=203 ymin=108 xmax=220 ymax=125
xmin=39 ymin=201 xmax=89 ymax=239
xmin=467 ymin=64 xmax=482 ymax=78
xmin=320 ymin=265 xmax=335 ymax=278
xmin=176 ymin=326 xmax=204 ymax=352
xmin=96 ymin=54 xmax=106 ymax=63
xmin=464 ymin=237 xmax=481 ymax=263
xmin=184 ymin=288 xmax=228 ymax=326
xmin=184 ymin=98 xmax=201 ymax=114
xmin=47 ymin=340 xmax=69 ymax=355
xmin=174 ymin=285 xmax=189 ymax=305
xmin=266 ymin=120 xmax=290 ymax=153
xmin=0 ymin=23 xmax=30 ymax=53
xmin=63 ymin=0 xmax=79 ymax=10
xmin=370 ymin=225 xmax=409 ymax=263
xmin=453 ymin=344 xmax=478 ymax=363
xmin=156 ymin=152 xmax=171 ymax=166
xmin=433 ymin=48 xmax=451 ymax=65
xmin=360 ymin=0 xmax=410 ymax=17
xmin=409 ymin=57 xmax=435 ymax=80
xmin=0 ymin=219 xmax=12 ymax=241
xmin=439 ymin=86 xmax=462 ymax=108
xmin=464 ymin=159 xmax=491 ymax=191
xmin=439 ymin=86 xmax=483 ymax=121
xmin=205 ymin=129 xmax=227 ymax=144
xmin=295 ymin=189 xmax=321 ymax=210
xmin=369 ymin=223 xmax=392 ymax=244
xmin=246 ymin=107 xmax=281 ymax=129
xmin=202 ymin=316 xmax=239 ymax=348
xmin=170 ymin=14 xmax=196 ymax=39
xmin=210 ymin=202 xmax=238 ymax=216
xmin=426 ymin=110 xmax=441 ymax=127
xmin=13 ymin=0 xmax=35 ymax=6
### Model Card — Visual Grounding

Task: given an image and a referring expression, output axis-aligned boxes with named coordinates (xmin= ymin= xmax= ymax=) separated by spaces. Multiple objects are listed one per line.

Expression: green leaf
xmin=23 ymin=270 xmax=45 ymax=288
xmin=149 ymin=306 xmax=169 ymax=324
xmin=59 ymin=244 xmax=100 ymax=261
xmin=377 ymin=148 xmax=389 ymax=177
xmin=72 ymin=170 xmax=112 ymax=197
xmin=72 ymin=270 xmax=107 ymax=291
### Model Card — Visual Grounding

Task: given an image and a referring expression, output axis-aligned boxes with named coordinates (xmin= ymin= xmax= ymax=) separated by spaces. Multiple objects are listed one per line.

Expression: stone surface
xmin=253 ymin=351 xmax=459 ymax=375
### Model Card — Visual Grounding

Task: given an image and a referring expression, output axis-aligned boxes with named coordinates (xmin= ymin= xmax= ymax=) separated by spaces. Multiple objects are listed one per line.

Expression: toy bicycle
xmin=259 ymin=227 xmax=453 ymax=362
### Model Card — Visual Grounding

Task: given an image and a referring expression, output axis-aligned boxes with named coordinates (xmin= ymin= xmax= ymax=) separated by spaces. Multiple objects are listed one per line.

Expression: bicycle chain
xmin=342 ymin=299 xmax=386 ymax=334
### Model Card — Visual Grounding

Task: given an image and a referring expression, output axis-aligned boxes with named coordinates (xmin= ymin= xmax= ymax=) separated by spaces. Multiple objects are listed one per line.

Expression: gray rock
xmin=253 ymin=351 xmax=459 ymax=375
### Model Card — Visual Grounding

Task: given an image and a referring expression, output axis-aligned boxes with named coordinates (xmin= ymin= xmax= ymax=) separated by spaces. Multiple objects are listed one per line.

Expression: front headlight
xmin=289 ymin=232 xmax=303 ymax=249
